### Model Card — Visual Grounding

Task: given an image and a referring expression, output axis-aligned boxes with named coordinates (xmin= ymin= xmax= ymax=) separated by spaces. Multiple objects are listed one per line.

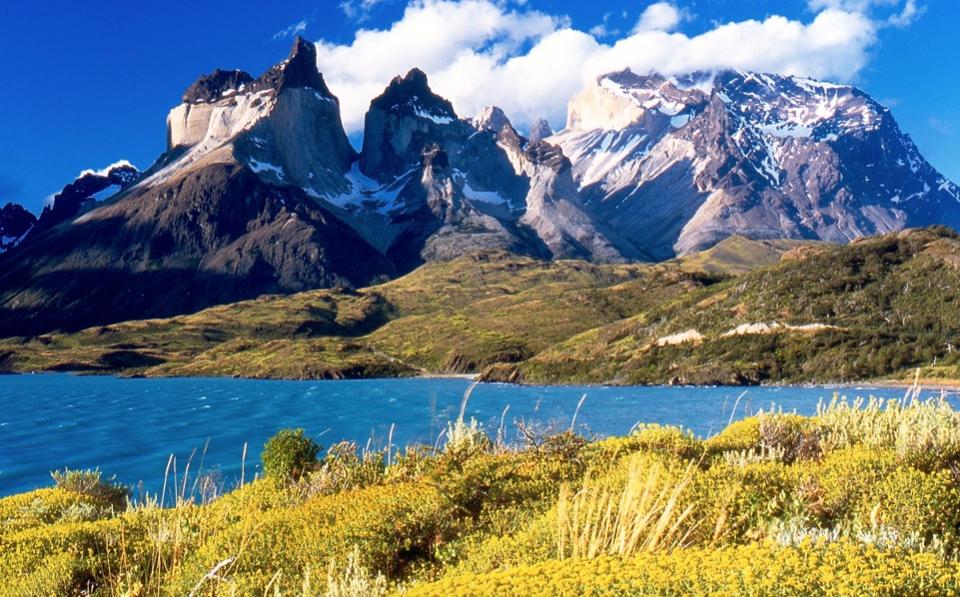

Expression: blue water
xmin=0 ymin=374 xmax=934 ymax=499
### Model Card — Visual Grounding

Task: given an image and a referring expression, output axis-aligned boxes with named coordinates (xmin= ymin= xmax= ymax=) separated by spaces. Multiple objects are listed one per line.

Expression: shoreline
xmin=6 ymin=368 xmax=960 ymax=394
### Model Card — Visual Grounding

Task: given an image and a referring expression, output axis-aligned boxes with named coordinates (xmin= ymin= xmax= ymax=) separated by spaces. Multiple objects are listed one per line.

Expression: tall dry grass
xmin=556 ymin=454 xmax=713 ymax=559
xmin=816 ymin=393 xmax=960 ymax=460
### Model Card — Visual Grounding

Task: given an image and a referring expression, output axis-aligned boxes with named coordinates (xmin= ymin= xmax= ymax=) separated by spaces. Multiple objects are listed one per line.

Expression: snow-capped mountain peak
xmin=3 ymin=54 xmax=959 ymax=337
xmin=551 ymin=67 xmax=960 ymax=259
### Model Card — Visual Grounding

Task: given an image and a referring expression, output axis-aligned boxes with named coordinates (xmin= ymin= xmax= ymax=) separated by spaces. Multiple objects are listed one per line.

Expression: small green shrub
xmin=49 ymin=468 xmax=129 ymax=512
xmin=261 ymin=429 xmax=321 ymax=481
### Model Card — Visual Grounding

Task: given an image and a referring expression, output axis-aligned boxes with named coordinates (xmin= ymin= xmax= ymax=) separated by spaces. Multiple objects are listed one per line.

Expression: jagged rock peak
xmin=0 ymin=203 xmax=37 ymax=253
xmin=256 ymin=36 xmax=334 ymax=96
xmin=528 ymin=119 xmax=553 ymax=143
xmin=182 ymin=69 xmax=255 ymax=103
xmin=78 ymin=161 xmax=140 ymax=187
xmin=180 ymin=37 xmax=334 ymax=104
xmin=472 ymin=106 xmax=512 ymax=134
xmin=371 ymin=68 xmax=457 ymax=121
xmin=35 ymin=161 xmax=141 ymax=233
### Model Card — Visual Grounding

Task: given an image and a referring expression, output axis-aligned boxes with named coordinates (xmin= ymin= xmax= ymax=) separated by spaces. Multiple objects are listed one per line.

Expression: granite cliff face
xmin=0 ymin=38 xmax=392 ymax=337
xmin=1 ymin=41 xmax=958 ymax=337
xmin=329 ymin=70 xmax=634 ymax=269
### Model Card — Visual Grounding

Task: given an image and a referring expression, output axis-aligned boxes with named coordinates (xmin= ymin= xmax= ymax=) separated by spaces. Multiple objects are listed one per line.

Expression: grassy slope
xmin=675 ymin=235 xmax=820 ymax=276
xmin=0 ymin=251 xmax=704 ymax=379
xmin=4 ymin=229 xmax=958 ymax=385
xmin=486 ymin=227 xmax=960 ymax=386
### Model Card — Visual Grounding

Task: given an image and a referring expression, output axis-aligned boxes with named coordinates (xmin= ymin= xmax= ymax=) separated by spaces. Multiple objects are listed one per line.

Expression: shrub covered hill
xmin=7 ymin=396 xmax=960 ymax=594
xmin=2 ymin=227 xmax=960 ymax=386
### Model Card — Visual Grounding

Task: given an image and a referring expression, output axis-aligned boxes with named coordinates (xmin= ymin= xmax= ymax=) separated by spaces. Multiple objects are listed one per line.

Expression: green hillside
xmin=2 ymin=228 xmax=958 ymax=386
xmin=486 ymin=227 xmax=960 ymax=386
xmin=0 ymin=252 xmax=701 ymax=379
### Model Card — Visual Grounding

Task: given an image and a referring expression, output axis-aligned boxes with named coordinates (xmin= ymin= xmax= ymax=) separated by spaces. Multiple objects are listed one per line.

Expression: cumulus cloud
xmin=632 ymin=2 xmax=683 ymax=33
xmin=314 ymin=0 xmax=915 ymax=135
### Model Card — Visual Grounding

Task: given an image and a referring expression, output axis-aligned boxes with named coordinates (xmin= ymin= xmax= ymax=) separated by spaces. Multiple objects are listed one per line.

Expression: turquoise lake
xmin=0 ymin=374 xmax=939 ymax=499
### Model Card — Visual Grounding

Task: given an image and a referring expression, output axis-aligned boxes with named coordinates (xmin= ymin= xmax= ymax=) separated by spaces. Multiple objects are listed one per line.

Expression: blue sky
xmin=1 ymin=0 xmax=957 ymax=214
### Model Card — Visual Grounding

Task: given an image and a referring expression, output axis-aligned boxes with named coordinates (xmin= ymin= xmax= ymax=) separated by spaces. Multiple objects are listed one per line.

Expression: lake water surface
xmin=0 ymin=374 xmax=937 ymax=498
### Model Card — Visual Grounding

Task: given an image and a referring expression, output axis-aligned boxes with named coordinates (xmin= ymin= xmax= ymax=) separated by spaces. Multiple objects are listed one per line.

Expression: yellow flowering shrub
xmin=703 ymin=416 xmax=762 ymax=456
xmin=814 ymin=447 xmax=898 ymax=522
xmin=402 ymin=542 xmax=960 ymax=596
xmin=869 ymin=467 xmax=960 ymax=543
xmin=167 ymin=481 xmax=453 ymax=595
xmin=584 ymin=424 xmax=703 ymax=464
xmin=5 ymin=399 xmax=960 ymax=595
xmin=447 ymin=509 xmax=558 ymax=576
xmin=0 ymin=488 xmax=109 ymax=536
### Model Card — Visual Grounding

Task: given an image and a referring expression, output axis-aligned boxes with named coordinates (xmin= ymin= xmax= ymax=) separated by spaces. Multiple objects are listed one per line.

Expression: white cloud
xmin=314 ymin=0 xmax=912 ymax=135
xmin=886 ymin=0 xmax=922 ymax=27
xmin=632 ymin=2 xmax=683 ymax=33
xmin=340 ymin=0 xmax=387 ymax=21
xmin=588 ymin=12 xmax=620 ymax=38
xmin=273 ymin=19 xmax=308 ymax=40
xmin=808 ymin=0 xmax=922 ymax=27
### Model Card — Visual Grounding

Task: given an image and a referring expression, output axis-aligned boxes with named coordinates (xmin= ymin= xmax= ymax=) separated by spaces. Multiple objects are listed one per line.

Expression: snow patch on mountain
xmin=323 ymin=162 xmax=410 ymax=215
xmin=79 ymin=160 xmax=137 ymax=179
xmin=414 ymin=107 xmax=455 ymax=125
xmin=247 ymin=158 xmax=286 ymax=180
xmin=462 ymin=180 xmax=508 ymax=205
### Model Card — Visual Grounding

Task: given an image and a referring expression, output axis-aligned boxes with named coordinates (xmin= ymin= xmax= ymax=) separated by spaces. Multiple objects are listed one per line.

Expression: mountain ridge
xmin=0 ymin=38 xmax=957 ymax=336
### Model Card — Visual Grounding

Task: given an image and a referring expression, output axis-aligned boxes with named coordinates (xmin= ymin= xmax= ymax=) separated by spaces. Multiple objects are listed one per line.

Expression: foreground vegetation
xmin=6 ymin=391 xmax=960 ymax=595
xmin=2 ymin=228 xmax=960 ymax=385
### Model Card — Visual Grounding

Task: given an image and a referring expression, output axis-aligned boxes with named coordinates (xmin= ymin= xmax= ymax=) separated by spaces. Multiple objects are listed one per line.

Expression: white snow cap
xmin=78 ymin=159 xmax=137 ymax=179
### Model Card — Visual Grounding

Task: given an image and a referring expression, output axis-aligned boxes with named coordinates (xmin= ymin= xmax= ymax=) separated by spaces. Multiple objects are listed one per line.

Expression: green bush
xmin=261 ymin=429 xmax=321 ymax=481
xmin=49 ymin=468 xmax=129 ymax=512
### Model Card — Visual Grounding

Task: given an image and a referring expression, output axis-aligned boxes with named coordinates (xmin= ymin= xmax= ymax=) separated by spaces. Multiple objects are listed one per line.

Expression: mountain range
xmin=1 ymin=36 xmax=958 ymax=337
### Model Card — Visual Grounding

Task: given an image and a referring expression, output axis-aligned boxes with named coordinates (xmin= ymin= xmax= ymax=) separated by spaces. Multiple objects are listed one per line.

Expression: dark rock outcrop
xmin=528 ymin=119 xmax=553 ymax=143
xmin=254 ymin=36 xmax=335 ymax=95
xmin=34 ymin=162 xmax=140 ymax=234
xmin=182 ymin=69 xmax=255 ymax=103
xmin=0 ymin=203 xmax=36 ymax=253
